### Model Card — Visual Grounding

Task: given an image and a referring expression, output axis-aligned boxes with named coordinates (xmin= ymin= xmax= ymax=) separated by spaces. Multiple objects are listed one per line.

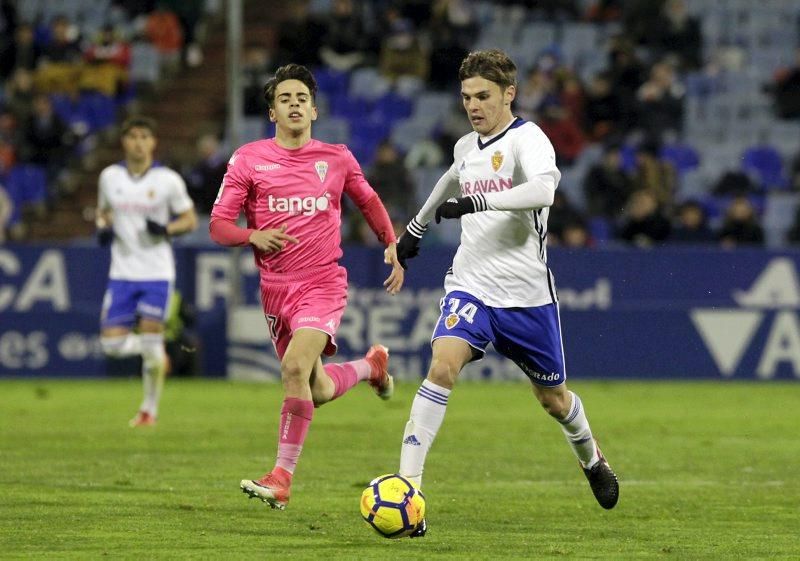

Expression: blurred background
xmin=1 ymin=0 xmax=799 ymax=382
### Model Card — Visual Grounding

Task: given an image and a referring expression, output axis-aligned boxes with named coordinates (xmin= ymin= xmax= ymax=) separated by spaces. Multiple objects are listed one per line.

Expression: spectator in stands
xmin=636 ymin=60 xmax=685 ymax=140
xmin=427 ymin=0 xmax=474 ymax=91
xmin=0 ymin=110 xmax=19 ymax=173
xmin=0 ymin=182 xmax=11 ymax=243
xmin=607 ymin=35 xmax=645 ymax=131
xmin=9 ymin=23 xmax=39 ymax=76
xmin=80 ymin=25 xmax=131 ymax=96
xmin=378 ymin=8 xmax=429 ymax=83
xmin=537 ymin=100 xmax=586 ymax=167
xmin=712 ymin=170 xmax=757 ymax=197
xmin=34 ymin=15 xmax=83 ymax=95
xmin=318 ymin=0 xmax=372 ymax=72
xmin=145 ymin=5 xmax=184 ymax=70
xmin=156 ymin=0 xmax=205 ymax=67
xmin=630 ymin=140 xmax=677 ymax=209
xmin=561 ymin=218 xmax=593 ymax=248
xmin=617 ymin=189 xmax=671 ymax=247
xmin=184 ymin=133 xmax=227 ymax=215
xmin=427 ymin=28 xmax=469 ymax=92
xmin=273 ymin=2 xmax=324 ymax=69
xmin=4 ymin=68 xmax=36 ymax=125
xmin=584 ymin=0 xmax=622 ymax=22
xmin=790 ymin=150 xmax=800 ymax=192
xmin=786 ymin=206 xmax=800 ymax=245
xmin=583 ymin=141 xmax=634 ymax=218
xmin=651 ymin=0 xmax=702 ymax=70
xmin=242 ymin=45 xmax=271 ymax=117
xmin=717 ymin=195 xmax=765 ymax=248
xmin=516 ymin=68 xmax=556 ymax=122
xmin=670 ymin=200 xmax=715 ymax=244
xmin=19 ymin=94 xmax=75 ymax=186
xmin=547 ymin=191 xmax=586 ymax=246
xmin=769 ymin=48 xmax=800 ymax=120
xmin=0 ymin=0 xmax=18 ymax=80
xmin=366 ymin=140 xmax=416 ymax=218
xmin=583 ymin=71 xmax=624 ymax=141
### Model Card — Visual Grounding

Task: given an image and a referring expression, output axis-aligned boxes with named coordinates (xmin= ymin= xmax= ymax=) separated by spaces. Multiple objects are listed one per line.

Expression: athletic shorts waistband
xmin=260 ymin=263 xmax=340 ymax=283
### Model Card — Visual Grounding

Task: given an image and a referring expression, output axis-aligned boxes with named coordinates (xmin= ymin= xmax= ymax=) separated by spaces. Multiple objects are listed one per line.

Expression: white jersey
xmin=98 ymin=162 xmax=194 ymax=281
xmin=444 ymin=118 xmax=561 ymax=307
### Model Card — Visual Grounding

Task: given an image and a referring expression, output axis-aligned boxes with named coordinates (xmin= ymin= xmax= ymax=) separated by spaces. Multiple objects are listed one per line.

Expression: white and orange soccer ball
xmin=360 ymin=474 xmax=426 ymax=539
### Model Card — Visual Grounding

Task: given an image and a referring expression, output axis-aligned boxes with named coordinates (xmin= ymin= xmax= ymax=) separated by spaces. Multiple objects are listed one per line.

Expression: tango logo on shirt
xmin=267 ymin=193 xmax=331 ymax=216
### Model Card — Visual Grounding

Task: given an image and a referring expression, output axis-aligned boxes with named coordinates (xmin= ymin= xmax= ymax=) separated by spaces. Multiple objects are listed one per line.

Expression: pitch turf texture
xmin=1 ymin=380 xmax=797 ymax=560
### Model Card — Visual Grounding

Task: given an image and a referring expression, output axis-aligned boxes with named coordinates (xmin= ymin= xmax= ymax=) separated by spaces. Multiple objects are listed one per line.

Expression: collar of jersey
xmin=477 ymin=117 xmax=525 ymax=150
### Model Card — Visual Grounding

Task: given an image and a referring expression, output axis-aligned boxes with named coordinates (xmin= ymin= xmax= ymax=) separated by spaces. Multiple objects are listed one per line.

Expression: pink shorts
xmin=259 ymin=264 xmax=348 ymax=360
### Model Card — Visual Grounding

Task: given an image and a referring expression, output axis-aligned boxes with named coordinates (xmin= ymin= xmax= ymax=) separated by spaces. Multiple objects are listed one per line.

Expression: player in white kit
xmin=96 ymin=116 xmax=198 ymax=427
xmin=394 ymin=50 xmax=618 ymax=535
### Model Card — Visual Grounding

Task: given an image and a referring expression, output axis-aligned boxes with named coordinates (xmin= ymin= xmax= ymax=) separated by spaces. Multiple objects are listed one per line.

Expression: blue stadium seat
xmin=6 ymin=164 xmax=48 ymax=207
xmin=371 ymin=92 xmax=413 ymax=124
xmin=741 ymin=145 xmax=787 ymax=190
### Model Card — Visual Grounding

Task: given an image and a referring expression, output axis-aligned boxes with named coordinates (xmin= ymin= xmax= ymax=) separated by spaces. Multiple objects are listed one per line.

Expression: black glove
xmin=434 ymin=194 xmax=487 ymax=223
xmin=146 ymin=219 xmax=169 ymax=237
xmin=97 ymin=227 xmax=114 ymax=246
xmin=396 ymin=219 xmax=428 ymax=270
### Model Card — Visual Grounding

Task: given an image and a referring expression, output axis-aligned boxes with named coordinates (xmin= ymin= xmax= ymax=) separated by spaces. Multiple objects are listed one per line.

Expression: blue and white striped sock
xmin=399 ymin=380 xmax=451 ymax=488
xmin=558 ymin=391 xmax=599 ymax=468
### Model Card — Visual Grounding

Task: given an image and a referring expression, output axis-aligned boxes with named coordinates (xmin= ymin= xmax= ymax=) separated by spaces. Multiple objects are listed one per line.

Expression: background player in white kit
xmin=395 ymin=50 xmax=619 ymax=535
xmin=96 ymin=116 xmax=198 ymax=427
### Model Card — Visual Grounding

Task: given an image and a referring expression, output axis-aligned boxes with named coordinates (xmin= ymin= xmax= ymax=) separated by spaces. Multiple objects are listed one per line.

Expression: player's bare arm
xmin=248 ymin=223 xmax=299 ymax=253
xmin=166 ymin=207 xmax=199 ymax=235
xmin=383 ymin=242 xmax=404 ymax=295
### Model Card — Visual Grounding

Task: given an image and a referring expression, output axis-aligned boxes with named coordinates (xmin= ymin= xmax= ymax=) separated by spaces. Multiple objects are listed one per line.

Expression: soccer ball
xmin=360 ymin=474 xmax=426 ymax=539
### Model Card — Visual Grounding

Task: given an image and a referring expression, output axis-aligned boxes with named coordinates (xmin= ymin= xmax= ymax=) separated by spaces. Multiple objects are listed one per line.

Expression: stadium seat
xmin=6 ymin=164 xmax=48 ymax=207
xmin=741 ymin=145 xmax=788 ymax=190
xmin=660 ymin=142 xmax=700 ymax=176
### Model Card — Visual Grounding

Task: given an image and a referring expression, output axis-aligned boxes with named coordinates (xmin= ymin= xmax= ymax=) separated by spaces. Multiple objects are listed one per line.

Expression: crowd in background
xmin=3 ymin=0 xmax=800 ymax=250
xmin=0 ymin=0 xmax=207 ymax=241
xmin=241 ymin=0 xmax=800 ymax=250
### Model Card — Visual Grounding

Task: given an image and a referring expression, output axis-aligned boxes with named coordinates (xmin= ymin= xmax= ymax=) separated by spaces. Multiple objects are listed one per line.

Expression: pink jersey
xmin=211 ymin=138 xmax=377 ymax=274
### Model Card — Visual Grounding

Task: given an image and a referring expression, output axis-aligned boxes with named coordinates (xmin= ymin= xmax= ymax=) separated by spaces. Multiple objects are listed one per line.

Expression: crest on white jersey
xmin=491 ymin=151 xmax=504 ymax=172
xmin=315 ymin=161 xmax=328 ymax=183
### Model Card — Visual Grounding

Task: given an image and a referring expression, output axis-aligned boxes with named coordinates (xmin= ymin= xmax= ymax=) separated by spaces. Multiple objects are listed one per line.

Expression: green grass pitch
xmin=1 ymin=379 xmax=798 ymax=560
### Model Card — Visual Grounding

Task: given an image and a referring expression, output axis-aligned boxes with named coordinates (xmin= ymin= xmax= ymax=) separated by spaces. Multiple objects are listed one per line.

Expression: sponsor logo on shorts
xmin=444 ymin=313 xmax=459 ymax=329
xmin=298 ymin=316 xmax=320 ymax=323
xmin=325 ymin=319 xmax=336 ymax=330
xmin=519 ymin=362 xmax=561 ymax=382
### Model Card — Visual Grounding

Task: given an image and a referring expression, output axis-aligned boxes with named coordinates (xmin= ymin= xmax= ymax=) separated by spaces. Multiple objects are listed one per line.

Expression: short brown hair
xmin=121 ymin=116 xmax=157 ymax=136
xmin=458 ymin=49 xmax=517 ymax=91
xmin=263 ymin=64 xmax=317 ymax=109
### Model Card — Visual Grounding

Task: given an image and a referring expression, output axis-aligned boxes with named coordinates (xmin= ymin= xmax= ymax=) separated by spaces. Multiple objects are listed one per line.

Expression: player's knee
xmin=280 ymin=357 xmax=307 ymax=382
xmin=427 ymin=359 xmax=458 ymax=389
xmin=538 ymin=393 xmax=570 ymax=418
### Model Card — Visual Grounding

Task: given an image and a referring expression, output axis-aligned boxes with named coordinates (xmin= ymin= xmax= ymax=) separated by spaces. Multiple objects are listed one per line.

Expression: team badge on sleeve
xmin=315 ymin=161 xmax=328 ymax=183
xmin=445 ymin=313 xmax=460 ymax=329
xmin=491 ymin=151 xmax=504 ymax=172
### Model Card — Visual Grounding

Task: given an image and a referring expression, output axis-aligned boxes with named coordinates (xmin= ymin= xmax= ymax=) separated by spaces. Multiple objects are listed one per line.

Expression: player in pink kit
xmin=209 ymin=63 xmax=405 ymax=510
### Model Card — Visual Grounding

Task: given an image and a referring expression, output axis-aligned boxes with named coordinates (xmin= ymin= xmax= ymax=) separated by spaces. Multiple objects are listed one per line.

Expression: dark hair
xmin=121 ymin=115 xmax=157 ymax=136
xmin=458 ymin=49 xmax=517 ymax=90
xmin=263 ymin=64 xmax=317 ymax=109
